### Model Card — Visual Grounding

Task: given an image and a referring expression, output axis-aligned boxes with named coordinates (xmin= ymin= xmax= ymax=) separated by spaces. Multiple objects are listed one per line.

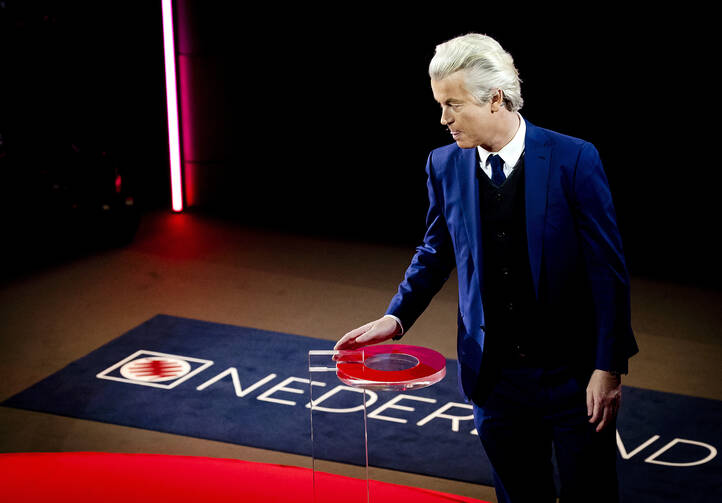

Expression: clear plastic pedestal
xmin=308 ymin=345 xmax=446 ymax=503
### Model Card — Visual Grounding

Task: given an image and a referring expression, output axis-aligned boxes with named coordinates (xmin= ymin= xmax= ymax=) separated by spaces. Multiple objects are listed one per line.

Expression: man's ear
xmin=491 ymin=89 xmax=505 ymax=112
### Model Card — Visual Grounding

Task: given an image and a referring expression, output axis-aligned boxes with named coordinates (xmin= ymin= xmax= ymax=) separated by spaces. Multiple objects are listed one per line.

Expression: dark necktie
xmin=488 ymin=154 xmax=506 ymax=187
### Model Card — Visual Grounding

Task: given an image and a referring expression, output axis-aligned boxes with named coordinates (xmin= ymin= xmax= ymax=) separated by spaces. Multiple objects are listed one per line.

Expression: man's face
xmin=431 ymin=72 xmax=493 ymax=149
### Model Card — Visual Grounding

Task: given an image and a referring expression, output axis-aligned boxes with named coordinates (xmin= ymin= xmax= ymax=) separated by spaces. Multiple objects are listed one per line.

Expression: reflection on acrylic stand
xmin=308 ymin=349 xmax=370 ymax=503
xmin=308 ymin=345 xmax=446 ymax=503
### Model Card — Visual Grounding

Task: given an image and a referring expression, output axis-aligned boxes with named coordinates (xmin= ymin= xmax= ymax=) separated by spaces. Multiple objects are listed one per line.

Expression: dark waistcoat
xmin=478 ymin=155 xmax=546 ymax=358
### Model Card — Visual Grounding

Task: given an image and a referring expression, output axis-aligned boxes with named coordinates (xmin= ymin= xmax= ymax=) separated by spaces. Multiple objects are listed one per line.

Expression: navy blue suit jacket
xmin=386 ymin=119 xmax=639 ymax=402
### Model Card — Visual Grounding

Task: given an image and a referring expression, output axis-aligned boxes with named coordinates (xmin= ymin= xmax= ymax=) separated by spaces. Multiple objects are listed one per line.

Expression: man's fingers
xmin=356 ymin=318 xmax=395 ymax=344
xmin=589 ymin=393 xmax=601 ymax=424
xmin=344 ymin=323 xmax=374 ymax=339
xmin=596 ymin=404 xmax=611 ymax=433
xmin=335 ymin=316 xmax=398 ymax=351
xmin=336 ymin=333 xmax=366 ymax=350
xmin=334 ymin=323 xmax=374 ymax=349
xmin=333 ymin=333 xmax=356 ymax=350
xmin=334 ymin=325 xmax=378 ymax=350
xmin=586 ymin=369 xmax=623 ymax=432
xmin=598 ymin=392 xmax=620 ymax=432
xmin=355 ymin=328 xmax=378 ymax=345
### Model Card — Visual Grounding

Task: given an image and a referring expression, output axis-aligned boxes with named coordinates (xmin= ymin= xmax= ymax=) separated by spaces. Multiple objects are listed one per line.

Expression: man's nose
xmin=441 ymin=109 xmax=453 ymax=126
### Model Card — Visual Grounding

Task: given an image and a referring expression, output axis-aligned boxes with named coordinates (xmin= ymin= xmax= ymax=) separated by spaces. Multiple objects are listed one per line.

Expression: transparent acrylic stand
xmin=308 ymin=345 xmax=446 ymax=503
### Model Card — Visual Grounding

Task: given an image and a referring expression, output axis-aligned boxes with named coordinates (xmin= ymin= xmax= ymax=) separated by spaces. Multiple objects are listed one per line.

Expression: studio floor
xmin=1 ymin=208 xmax=720 ymax=502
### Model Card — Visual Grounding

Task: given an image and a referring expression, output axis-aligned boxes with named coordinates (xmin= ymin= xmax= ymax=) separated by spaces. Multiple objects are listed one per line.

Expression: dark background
xmin=1 ymin=2 xmax=719 ymax=288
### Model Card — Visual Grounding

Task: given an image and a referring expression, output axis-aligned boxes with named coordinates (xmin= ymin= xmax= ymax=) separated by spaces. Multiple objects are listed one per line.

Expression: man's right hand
xmin=333 ymin=316 xmax=401 ymax=350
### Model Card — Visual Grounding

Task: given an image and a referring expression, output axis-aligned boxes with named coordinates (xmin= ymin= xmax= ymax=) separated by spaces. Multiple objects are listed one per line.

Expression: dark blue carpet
xmin=2 ymin=315 xmax=720 ymax=502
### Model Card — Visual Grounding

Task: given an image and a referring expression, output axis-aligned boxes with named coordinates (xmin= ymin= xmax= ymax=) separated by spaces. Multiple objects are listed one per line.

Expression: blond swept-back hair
xmin=429 ymin=33 xmax=524 ymax=112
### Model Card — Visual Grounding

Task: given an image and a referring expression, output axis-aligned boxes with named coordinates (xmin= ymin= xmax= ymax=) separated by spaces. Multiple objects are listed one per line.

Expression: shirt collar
xmin=477 ymin=113 xmax=526 ymax=168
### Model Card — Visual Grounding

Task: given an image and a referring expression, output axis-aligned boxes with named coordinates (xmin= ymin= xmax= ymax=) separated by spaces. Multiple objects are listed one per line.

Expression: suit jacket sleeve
xmin=385 ymin=152 xmax=456 ymax=334
xmin=573 ymin=142 xmax=639 ymax=373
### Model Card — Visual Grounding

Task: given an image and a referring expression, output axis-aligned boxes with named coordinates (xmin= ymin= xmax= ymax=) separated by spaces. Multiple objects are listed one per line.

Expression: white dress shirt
xmin=477 ymin=113 xmax=526 ymax=179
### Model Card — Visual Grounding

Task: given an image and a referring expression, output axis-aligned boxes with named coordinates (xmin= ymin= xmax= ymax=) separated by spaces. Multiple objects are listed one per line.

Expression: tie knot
xmin=487 ymin=155 xmax=506 ymax=186
xmin=487 ymin=154 xmax=503 ymax=169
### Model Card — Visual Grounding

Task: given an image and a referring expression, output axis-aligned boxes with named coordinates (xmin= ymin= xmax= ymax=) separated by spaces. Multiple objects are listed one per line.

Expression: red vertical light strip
xmin=161 ymin=0 xmax=183 ymax=212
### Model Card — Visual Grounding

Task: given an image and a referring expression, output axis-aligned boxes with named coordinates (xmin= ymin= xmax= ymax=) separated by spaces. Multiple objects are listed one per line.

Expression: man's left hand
xmin=586 ymin=369 xmax=622 ymax=433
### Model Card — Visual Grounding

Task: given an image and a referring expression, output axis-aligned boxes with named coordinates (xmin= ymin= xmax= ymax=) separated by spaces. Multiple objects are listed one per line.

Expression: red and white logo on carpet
xmin=96 ymin=350 xmax=214 ymax=389
xmin=120 ymin=356 xmax=191 ymax=382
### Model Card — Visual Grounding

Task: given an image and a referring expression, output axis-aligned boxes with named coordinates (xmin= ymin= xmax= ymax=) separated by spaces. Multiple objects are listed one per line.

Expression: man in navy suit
xmin=335 ymin=33 xmax=638 ymax=502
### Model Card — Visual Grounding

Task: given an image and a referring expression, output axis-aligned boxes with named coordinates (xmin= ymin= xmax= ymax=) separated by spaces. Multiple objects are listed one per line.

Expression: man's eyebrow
xmin=434 ymin=98 xmax=463 ymax=106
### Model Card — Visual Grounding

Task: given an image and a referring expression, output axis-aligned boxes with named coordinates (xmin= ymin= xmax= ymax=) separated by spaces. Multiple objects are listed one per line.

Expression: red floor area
xmin=0 ymin=452 xmax=490 ymax=503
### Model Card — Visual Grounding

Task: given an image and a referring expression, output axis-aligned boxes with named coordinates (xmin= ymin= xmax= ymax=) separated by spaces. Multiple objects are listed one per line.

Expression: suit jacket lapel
xmin=524 ymin=120 xmax=552 ymax=298
xmin=454 ymin=147 xmax=483 ymax=297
